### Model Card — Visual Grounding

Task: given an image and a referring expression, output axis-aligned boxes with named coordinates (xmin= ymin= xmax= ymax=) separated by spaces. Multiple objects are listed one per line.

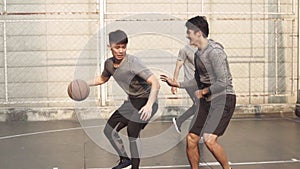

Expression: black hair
xmin=185 ymin=16 xmax=209 ymax=38
xmin=108 ymin=30 xmax=128 ymax=44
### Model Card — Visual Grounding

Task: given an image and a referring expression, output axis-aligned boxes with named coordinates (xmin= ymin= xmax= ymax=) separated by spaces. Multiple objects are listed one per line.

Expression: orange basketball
xmin=67 ymin=79 xmax=90 ymax=101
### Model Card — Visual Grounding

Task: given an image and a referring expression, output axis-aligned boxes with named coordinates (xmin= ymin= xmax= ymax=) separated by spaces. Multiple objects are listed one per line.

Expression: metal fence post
xmin=295 ymin=2 xmax=300 ymax=117
xmin=3 ymin=21 xmax=8 ymax=103
xmin=99 ymin=0 xmax=107 ymax=106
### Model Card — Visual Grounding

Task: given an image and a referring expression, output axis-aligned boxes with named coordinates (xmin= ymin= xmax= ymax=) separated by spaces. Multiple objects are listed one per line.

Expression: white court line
xmin=87 ymin=158 xmax=300 ymax=169
xmin=0 ymin=125 xmax=101 ymax=140
xmin=229 ymin=158 xmax=300 ymax=166
xmin=0 ymin=120 xmax=172 ymax=140
xmin=0 ymin=120 xmax=171 ymax=140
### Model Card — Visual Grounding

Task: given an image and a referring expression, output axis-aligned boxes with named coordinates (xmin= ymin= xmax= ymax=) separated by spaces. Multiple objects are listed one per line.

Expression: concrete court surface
xmin=0 ymin=115 xmax=300 ymax=169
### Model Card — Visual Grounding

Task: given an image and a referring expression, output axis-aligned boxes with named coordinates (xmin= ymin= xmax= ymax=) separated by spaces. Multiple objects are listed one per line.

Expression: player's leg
xmin=204 ymin=134 xmax=231 ymax=169
xmin=128 ymin=98 xmax=158 ymax=169
xmin=127 ymin=121 xmax=143 ymax=169
xmin=104 ymin=101 xmax=134 ymax=168
xmin=187 ymin=98 xmax=209 ymax=168
xmin=174 ymin=86 xmax=199 ymax=132
xmin=203 ymin=94 xmax=236 ymax=169
xmin=186 ymin=133 xmax=201 ymax=169
xmin=103 ymin=110 xmax=129 ymax=159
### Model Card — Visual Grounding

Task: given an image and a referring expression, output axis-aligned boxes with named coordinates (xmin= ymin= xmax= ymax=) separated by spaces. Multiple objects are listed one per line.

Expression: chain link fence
xmin=0 ymin=0 xmax=298 ymax=108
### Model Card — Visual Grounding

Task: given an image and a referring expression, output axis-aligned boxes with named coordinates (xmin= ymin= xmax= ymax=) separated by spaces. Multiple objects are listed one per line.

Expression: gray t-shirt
xmin=177 ymin=45 xmax=197 ymax=81
xmin=101 ymin=54 xmax=153 ymax=98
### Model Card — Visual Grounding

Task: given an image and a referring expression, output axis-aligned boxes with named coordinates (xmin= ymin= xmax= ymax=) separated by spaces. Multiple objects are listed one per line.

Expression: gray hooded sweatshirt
xmin=180 ymin=39 xmax=235 ymax=100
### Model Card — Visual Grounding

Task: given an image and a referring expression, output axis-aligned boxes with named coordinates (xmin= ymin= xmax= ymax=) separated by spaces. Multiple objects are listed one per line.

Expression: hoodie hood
xmin=208 ymin=39 xmax=224 ymax=50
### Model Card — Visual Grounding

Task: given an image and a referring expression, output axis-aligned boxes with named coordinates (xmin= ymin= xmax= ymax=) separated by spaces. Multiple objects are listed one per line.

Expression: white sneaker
xmin=172 ymin=117 xmax=181 ymax=133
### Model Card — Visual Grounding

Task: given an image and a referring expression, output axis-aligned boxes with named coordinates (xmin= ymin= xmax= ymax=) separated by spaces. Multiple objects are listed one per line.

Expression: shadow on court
xmin=0 ymin=115 xmax=300 ymax=169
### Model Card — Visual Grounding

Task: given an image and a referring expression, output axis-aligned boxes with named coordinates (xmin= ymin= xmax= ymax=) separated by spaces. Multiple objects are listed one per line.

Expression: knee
xmin=127 ymin=125 xmax=141 ymax=139
xmin=204 ymin=139 xmax=215 ymax=149
xmin=186 ymin=133 xmax=200 ymax=148
xmin=203 ymin=134 xmax=217 ymax=149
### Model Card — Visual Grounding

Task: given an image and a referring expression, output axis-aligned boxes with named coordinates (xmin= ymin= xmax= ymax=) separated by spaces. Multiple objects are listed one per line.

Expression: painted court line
xmin=0 ymin=125 xmax=101 ymax=140
xmin=0 ymin=120 xmax=184 ymax=141
xmin=0 ymin=120 xmax=171 ymax=140
xmin=0 ymin=120 xmax=172 ymax=141
xmin=87 ymin=158 xmax=300 ymax=169
xmin=229 ymin=158 xmax=300 ymax=166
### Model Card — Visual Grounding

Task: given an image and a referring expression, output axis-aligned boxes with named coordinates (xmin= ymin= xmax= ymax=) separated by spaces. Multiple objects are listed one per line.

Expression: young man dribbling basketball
xmin=161 ymin=16 xmax=236 ymax=169
xmin=89 ymin=30 xmax=160 ymax=169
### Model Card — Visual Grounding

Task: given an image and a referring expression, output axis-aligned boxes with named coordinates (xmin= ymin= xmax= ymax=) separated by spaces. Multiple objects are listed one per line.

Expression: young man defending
xmin=161 ymin=16 xmax=236 ymax=169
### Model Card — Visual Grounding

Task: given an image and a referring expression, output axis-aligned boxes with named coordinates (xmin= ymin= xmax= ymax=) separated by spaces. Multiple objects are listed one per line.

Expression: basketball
xmin=67 ymin=79 xmax=90 ymax=101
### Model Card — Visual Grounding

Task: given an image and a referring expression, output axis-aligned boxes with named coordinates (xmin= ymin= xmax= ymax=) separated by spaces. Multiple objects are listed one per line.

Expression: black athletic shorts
xmin=107 ymin=98 xmax=158 ymax=133
xmin=189 ymin=94 xmax=236 ymax=136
